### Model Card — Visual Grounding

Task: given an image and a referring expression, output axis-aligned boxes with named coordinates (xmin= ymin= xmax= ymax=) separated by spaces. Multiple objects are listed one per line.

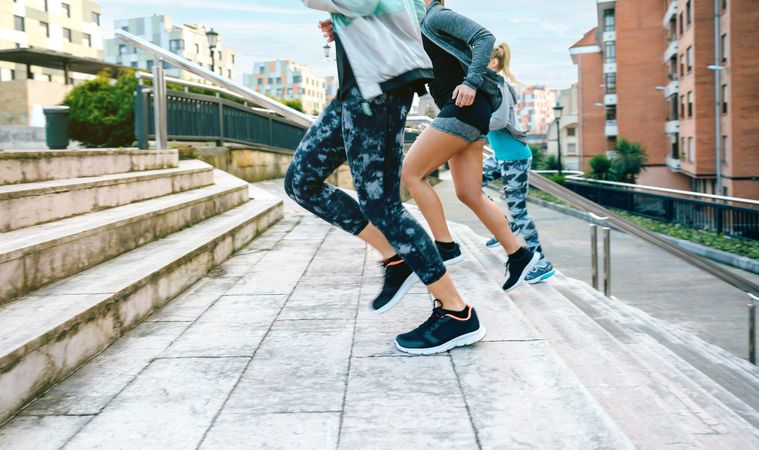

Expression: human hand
xmin=318 ymin=19 xmax=334 ymax=42
xmin=452 ymin=84 xmax=476 ymax=107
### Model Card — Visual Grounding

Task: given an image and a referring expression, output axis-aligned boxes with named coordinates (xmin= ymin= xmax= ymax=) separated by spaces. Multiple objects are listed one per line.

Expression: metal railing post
xmin=750 ymin=293 xmax=758 ymax=365
xmin=603 ymin=227 xmax=612 ymax=297
xmin=590 ymin=224 xmax=599 ymax=289
xmin=152 ymin=58 xmax=168 ymax=150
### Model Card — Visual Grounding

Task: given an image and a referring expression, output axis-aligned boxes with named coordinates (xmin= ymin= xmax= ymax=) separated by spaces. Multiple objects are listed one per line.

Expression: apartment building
xmin=0 ymin=0 xmax=103 ymax=126
xmin=572 ymin=0 xmax=758 ymax=198
xmin=105 ymin=15 xmax=236 ymax=82
xmin=515 ymin=84 xmax=557 ymax=136
xmin=243 ymin=60 xmax=326 ymax=114
xmin=546 ymin=83 xmax=581 ymax=171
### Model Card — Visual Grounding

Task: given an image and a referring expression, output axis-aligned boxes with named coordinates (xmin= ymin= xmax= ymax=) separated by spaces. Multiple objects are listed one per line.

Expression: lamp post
xmin=553 ymin=102 xmax=564 ymax=176
xmin=206 ymin=28 xmax=218 ymax=74
xmin=323 ymin=42 xmax=332 ymax=59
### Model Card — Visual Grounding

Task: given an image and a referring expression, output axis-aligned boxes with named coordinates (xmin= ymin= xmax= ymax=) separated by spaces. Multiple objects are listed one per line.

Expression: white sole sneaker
xmin=526 ymin=267 xmax=556 ymax=285
xmin=394 ymin=326 xmax=487 ymax=355
xmin=503 ymin=252 xmax=541 ymax=293
xmin=443 ymin=253 xmax=464 ymax=266
xmin=372 ymin=273 xmax=420 ymax=315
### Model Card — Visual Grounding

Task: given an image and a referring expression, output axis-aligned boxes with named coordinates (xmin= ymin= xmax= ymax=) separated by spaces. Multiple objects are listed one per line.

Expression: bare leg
xmin=449 ymin=142 xmax=521 ymax=254
xmin=428 ymin=274 xmax=466 ymax=311
xmin=357 ymin=223 xmax=396 ymax=260
xmin=401 ymin=127 xmax=470 ymax=243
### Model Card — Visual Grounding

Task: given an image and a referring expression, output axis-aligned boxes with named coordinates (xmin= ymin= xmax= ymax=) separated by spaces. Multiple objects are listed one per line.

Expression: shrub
xmin=544 ymin=155 xmax=559 ymax=171
xmin=529 ymin=144 xmax=545 ymax=169
xmin=612 ymin=138 xmax=648 ymax=183
xmin=589 ymin=154 xmax=613 ymax=180
xmin=63 ymin=69 xmax=137 ymax=148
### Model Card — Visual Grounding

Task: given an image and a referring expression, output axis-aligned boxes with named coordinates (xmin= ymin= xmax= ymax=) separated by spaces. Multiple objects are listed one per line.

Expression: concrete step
xmin=0 ymin=160 xmax=214 ymax=232
xmin=557 ymin=274 xmax=759 ymax=429
xmin=0 ymin=170 xmax=248 ymax=305
xmin=451 ymin=224 xmax=759 ymax=447
xmin=0 ymin=185 xmax=283 ymax=423
xmin=0 ymin=149 xmax=178 ymax=186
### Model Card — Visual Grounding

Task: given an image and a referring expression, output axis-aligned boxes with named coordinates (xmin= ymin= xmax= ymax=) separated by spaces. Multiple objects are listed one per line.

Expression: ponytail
xmin=491 ymin=43 xmax=517 ymax=83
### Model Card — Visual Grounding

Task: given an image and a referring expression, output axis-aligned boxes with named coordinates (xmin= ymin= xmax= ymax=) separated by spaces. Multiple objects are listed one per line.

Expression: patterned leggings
xmin=284 ymin=88 xmax=446 ymax=285
xmin=482 ymin=155 xmax=548 ymax=261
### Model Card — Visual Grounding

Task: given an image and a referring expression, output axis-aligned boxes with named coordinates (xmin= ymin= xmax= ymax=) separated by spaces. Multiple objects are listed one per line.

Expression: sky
xmin=100 ymin=0 xmax=597 ymax=90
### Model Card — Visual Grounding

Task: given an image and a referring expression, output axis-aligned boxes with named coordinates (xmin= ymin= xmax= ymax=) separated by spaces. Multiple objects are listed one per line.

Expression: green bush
xmin=529 ymin=144 xmax=545 ymax=169
xmin=544 ymin=155 xmax=559 ymax=171
xmin=546 ymin=174 xmax=566 ymax=185
xmin=63 ymin=69 xmax=137 ymax=148
xmin=612 ymin=138 xmax=648 ymax=183
xmin=589 ymin=154 xmax=613 ymax=180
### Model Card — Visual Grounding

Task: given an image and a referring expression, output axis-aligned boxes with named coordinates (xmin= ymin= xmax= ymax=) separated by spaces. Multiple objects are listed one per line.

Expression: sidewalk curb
xmin=525 ymin=196 xmax=759 ymax=275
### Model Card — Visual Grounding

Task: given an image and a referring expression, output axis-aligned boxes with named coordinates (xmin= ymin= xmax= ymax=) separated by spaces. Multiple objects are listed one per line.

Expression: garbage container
xmin=43 ymin=106 xmax=70 ymax=150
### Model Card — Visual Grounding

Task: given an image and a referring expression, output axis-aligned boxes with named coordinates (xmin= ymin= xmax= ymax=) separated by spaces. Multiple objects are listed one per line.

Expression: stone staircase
xmin=0 ymin=149 xmax=283 ymax=423
xmin=0 ymin=179 xmax=757 ymax=448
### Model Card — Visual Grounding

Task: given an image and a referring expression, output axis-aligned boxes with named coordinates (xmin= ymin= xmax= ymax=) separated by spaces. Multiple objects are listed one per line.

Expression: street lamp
xmin=206 ymin=28 xmax=219 ymax=74
xmin=553 ymin=102 xmax=564 ymax=176
xmin=323 ymin=42 xmax=332 ymax=59
xmin=708 ymin=64 xmax=726 ymax=196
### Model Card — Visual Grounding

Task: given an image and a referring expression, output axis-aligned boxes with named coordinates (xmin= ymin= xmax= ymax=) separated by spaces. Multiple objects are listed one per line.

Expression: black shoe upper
xmin=396 ymin=302 xmax=480 ymax=350
xmin=503 ymin=247 xmax=535 ymax=291
xmin=435 ymin=241 xmax=462 ymax=263
xmin=372 ymin=258 xmax=414 ymax=311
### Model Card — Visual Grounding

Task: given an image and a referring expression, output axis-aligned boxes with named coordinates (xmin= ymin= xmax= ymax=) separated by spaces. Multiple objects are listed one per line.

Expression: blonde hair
xmin=491 ymin=43 xmax=517 ymax=83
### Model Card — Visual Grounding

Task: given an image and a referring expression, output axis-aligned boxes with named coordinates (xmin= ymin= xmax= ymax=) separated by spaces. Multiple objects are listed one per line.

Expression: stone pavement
xmin=426 ymin=172 xmax=759 ymax=359
xmin=1 ymin=180 xmax=758 ymax=449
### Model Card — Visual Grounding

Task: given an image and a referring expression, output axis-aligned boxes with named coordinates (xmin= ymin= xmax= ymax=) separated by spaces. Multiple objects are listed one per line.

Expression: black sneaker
xmin=395 ymin=301 xmax=486 ymax=355
xmin=502 ymin=247 xmax=540 ymax=292
xmin=435 ymin=241 xmax=463 ymax=266
xmin=372 ymin=257 xmax=419 ymax=314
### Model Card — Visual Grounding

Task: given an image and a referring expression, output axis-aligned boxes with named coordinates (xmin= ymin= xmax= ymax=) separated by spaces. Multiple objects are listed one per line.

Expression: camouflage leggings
xmin=285 ymin=88 xmax=446 ymax=285
xmin=482 ymin=155 xmax=547 ymax=261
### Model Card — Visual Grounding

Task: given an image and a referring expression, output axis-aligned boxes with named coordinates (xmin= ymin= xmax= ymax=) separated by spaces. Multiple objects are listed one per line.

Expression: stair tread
xmin=0 ymin=185 xmax=281 ymax=369
xmin=0 ymin=160 xmax=211 ymax=200
xmin=0 ymin=169 xmax=247 ymax=263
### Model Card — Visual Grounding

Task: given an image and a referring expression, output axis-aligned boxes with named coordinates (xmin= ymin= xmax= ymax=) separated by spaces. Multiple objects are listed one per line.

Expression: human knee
xmin=400 ymin=163 xmax=424 ymax=188
xmin=456 ymin=187 xmax=482 ymax=207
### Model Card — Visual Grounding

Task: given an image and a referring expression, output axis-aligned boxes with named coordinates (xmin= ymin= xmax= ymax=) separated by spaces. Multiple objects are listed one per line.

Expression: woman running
xmin=286 ymin=0 xmax=486 ymax=355
xmin=402 ymin=0 xmax=539 ymax=292
xmin=482 ymin=43 xmax=556 ymax=284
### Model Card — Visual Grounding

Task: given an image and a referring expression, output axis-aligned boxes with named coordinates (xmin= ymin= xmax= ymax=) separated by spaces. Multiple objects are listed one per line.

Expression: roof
xmin=0 ymin=48 xmax=132 ymax=76
xmin=570 ymin=27 xmax=598 ymax=49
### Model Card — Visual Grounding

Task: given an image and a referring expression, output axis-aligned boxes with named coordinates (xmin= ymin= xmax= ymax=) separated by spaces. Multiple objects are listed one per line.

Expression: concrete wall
xmin=0 ymin=80 xmax=73 ymax=126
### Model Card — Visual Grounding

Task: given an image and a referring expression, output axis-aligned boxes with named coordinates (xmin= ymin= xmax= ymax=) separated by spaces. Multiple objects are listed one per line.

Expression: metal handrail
xmin=115 ymin=30 xmax=757 ymax=299
xmin=115 ymin=30 xmax=314 ymax=129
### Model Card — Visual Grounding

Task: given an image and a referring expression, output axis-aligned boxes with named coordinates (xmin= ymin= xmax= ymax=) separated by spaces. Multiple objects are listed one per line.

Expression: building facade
xmin=0 ymin=0 xmax=103 ymax=126
xmin=546 ymin=84 xmax=581 ymax=171
xmin=104 ymin=15 xmax=236 ymax=82
xmin=515 ymin=84 xmax=557 ymax=136
xmin=571 ymin=0 xmax=758 ymax=198
xmin=243 ymin=60 xmax=326 ymax=114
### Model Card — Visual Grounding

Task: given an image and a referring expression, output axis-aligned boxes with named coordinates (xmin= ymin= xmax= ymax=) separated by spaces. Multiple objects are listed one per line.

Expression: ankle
xmin=439 ymin=298 xmax=466 ymax=311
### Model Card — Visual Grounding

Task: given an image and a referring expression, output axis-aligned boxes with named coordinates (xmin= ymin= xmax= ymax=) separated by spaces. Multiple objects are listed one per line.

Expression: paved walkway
xmin=426 ymin=172 xmax=759 ymax=359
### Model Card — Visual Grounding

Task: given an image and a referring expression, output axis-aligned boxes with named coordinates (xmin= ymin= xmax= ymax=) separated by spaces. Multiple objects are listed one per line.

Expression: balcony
xmin=664 ymin=80 xmax=679 ymax=98
xmin=663 ymin=40 xmax=679 ymax=62
xmin=604 ymin=94 xmax=617 ymax=106
xmin=666 ymin=155 xmax=682 ymax=172
xmin=665 ymin=120 xmax=680 ymax=134
xmin=605 ymin=120 xmax=618 ymax=137
xmin=602 ymin=31 xmax=616 ymax=42
xmin=603 ymin=62 xmax=617 ymax=74
xmin=662 ymin=1 xmax=678 ymax=28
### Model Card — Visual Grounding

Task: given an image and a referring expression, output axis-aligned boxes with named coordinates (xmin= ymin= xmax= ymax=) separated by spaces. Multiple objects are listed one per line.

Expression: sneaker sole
xmin=503 ymin=252 xmax=541 ymax=293
xmin=485 ymin=241 xmax=500 ymax=249
xmin=443 ymin=253 xmax=464 ymax=266
xmin=394 ymin=326 xmax=487 ymax=356
xmin=526 ymin=268 xmax=556 ymax=285
xmin=372 ymin=273 xmax=420 ymax=315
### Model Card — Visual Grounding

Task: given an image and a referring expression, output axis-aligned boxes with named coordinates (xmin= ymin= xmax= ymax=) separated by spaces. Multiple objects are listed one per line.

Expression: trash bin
xmin=43 ymin=106 xmax=70 ymax=150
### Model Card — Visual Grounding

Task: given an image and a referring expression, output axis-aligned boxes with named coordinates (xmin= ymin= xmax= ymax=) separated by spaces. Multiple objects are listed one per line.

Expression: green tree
xmin=589 ymin=154 xmax=613 ymax=180
xmin=611 ymin=138 xmax=648 ymax=183
xmin=544 ymin=155 xmax=559 ymax=171
xmin=273 ymin=98 xmax=303 ymax=112
xmin=529 ymin=144 xmax=545 ymax=169
xmin=63 ymin=69 xmax=137 ymax=147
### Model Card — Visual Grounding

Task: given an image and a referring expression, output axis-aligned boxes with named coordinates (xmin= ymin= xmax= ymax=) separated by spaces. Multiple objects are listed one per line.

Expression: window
xmin=604 ymin=42 xmax=616 ymax=63
xmin=567 ymin=127 xmax=576 ymax=137
xmin=41 ymin=73 xmax=52 ymax=82
xmin=567 ymin=143 xmax=577 ymax=155
xmin=121 ymin=25 xmax=128 ymax=32
xmin=231 ymin=54 xmax=235 ymax=64
xmin=10 ymin=69 xmax=16 ymax=80
xmin=686 ymin=1 xmax=692 ymax=26
xmin=687 ymin=46 xmax=693 ymax=72
xmin=83 ymin=33 xmax=91 ymax=47
xmin=267 ymin=77 xmax=273 ymax=84
xmin=169 ymin=39 xmax=184 ymax=53
xmin=722 ymin=135 xmax=729 ymax=163
xmin=679 ymin=54 xmax=685 ymax=78
xmin=688 ymin=137 xmax=694 ymax=162
xmin=92 ymin=12 xmax=100 ymax=26
xmin=195 ymin=43 xmax=200 ymax=55
xmin=721 ymin=34 xmax=728 ymax=62
xmin=130 ymin=62 xmax=138 ymax=68
xmin=293 ymin=75 xmax=303 ymax=83
xmin=722 ymin=0 xmax=727 ymax=11
xmin=63 ymin=28 xmax=72 ymax=43
xmin=44 ymin=0 xmax=48 ymax=11
xmin=687 ymin=91 xmax=693 ymax=117
xmin=14 ymin=16 xmax=24 ymax=32
xmin=62 ymin=3 xmax=70 ymax=18
xmin=722 ymin=84 xmax=728 ymax=114
xmin=679 ymin=13 xmax=684 ymax=35
xmin=605 ymin=73 xmax=616 ymax=94
xmin=40 ymin=21 xmax=49 ymax=38
xmin=119 ymin=44 xmax=127 ymax=55
xmin=146 ymin=60 xmax=154 ymax=71
xmin=681 ymin=137 xmax=687 ymax=160
xmin=603 ymin=9 xmax=615 ymax=32
xmin=227 ymin=69 xmax=231 ymax=78
xmin=680 ymin=94 xmax=686 ymax=118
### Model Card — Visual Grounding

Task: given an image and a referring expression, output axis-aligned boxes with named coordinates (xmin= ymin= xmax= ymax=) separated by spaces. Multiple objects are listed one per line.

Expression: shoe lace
xmin=415 ymin=301 xmax=445 ymax=333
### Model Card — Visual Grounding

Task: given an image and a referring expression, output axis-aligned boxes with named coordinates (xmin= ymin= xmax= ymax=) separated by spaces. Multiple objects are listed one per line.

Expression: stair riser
xmin=0 ymin=186 xmax=248 ymax=305
xmin=0 ymin=201 xmax=283 ymax=423
xmin=0 ymin=170 xmax=214 ymax=232
xmin=0 ymin=151 xmax=178 ymax=185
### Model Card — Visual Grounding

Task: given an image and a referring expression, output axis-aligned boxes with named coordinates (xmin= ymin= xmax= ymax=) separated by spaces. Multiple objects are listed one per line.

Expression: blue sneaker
xmin=525 ymin=261 xmax=556 ymax=284
xmin=485 ymin=220 xmax=521 ymax=249
xmin=395 ymin=302 xmax=486 ymax=355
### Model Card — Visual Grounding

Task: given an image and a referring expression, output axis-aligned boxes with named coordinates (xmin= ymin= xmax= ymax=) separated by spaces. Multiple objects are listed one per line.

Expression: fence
xmin=134 ymin=85 xmax=306 ymax=151
xmin=564 ymin=178 xmax=759 ymax=240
